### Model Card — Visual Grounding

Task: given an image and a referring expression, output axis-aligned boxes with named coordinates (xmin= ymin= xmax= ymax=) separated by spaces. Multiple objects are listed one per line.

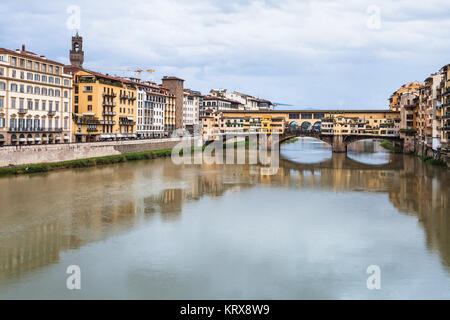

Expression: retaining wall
xmin=0 ymin=138 xmax=186 ymax=167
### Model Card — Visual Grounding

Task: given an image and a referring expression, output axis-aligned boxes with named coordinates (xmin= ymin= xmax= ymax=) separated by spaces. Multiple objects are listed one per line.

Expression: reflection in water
xmin=347 ymin=139 xmax=391 ymax=165
xmin=0 ymin=141 xmax=449 ymax=299
xmin=281 ymin=137 xmax=332 ymax=164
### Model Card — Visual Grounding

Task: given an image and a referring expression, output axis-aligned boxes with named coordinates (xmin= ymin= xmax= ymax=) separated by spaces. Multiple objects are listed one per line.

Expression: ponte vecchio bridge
xmin=216 ymin=109 xmax=403 ymax=153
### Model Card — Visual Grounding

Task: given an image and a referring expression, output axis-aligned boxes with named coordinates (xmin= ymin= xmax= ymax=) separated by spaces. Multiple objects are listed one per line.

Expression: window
xmin=64 ymin=90 xmax=68 ymax=98
xmin=0 ymin=82 xmax=5 ymax=91
xmin=35 ymin=100 xmax=39 ymax=111
xmin=64 ymin=102 xmax=68 ymax=112
xmin=0 ymin=55 xmax=3 ymax=62
xmin=34 ymin=74 xmax=40 ymax=81
xmin=49 ymin=65 xmax=53 ymax=74
xmin=27 ymin=73 xmax=33 ymax=80
xmin=64 ymin=119 xmax=68 ymax=129
xmin=27 ymin=86 xmax=33 ymax=94
xmin=64 ymin=79 xmax=70 ymax=86
xmin=49 ymin=101 xmax=53 ymax=111
xmin=42 ymin=88 xmax=47 ymax=95
xmin=27 ymin=61 xmax=32 ymax=69
xmin=42 ymin=101 xmax=46 ymax=111
xmin=34 ymin=62 xmax=39 ymax=71
xmin=88 ymin=95 xmax=92 ymax=101
xmin=74 ymin=96 xmax=78 ymax=104
xmin=11 ymin=70 xmax=16 ymax=78
xmin=42 ymin=64 xmax=46 ymax=72
xmin=87 ymin=105 xmax=92 ymax=111
xmin=42 ymin=75 xmax=47 ymax=82
xmin=49 ymin=77 xmax=54 ymax=84
xmin=11 ymin=98 xmax=16 ymax=109
xmin=0 ymin=117 xmax=5 ymax=128
xmin=74 ymin=86 xmax=79 ymax=94
xmin=10 ymin=83 xmax=18 ymax=92
xmin=55 ymin=102 xmax=59 ymax=112
xmin=19 ymin=85 xmax=24 ymax=93
xmin=55 ymin=66 xmax=60 ymax=75
xmin=83 ymin=86 xmax=93 ymax=92
xmin=27 ymin=100 xmax=33 ymax=110
xmin=55 ymin=78 xmax=60 ymax=85
xmin=0 ymin=68 xmax=4 ymax=76
xmin=0 ymin=97 xmax=4 ymax=108
xmin=34 ymin=87 xmax=40 ymax=95
xmin=11 ymin=57 xmax=16 ymax=66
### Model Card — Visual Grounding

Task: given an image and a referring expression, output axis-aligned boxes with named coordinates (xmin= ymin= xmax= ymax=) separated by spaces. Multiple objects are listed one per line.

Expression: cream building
xmin=0 ymin=46 xmax=73 ymax=145
xmin=183 ymin=89 xmax=201 ymax=132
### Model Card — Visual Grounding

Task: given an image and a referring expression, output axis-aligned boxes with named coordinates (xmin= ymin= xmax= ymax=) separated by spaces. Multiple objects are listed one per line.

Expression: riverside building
xmin=0 ymin=45 xmax=73 ymax=146
xmin=71 ymin=70 xmax=137 ymax=142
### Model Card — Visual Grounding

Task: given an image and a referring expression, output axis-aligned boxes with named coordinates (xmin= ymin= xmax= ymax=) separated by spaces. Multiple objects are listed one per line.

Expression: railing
xmin=8 ymin=127 xmax=63 ymax=133
xmin=103 ymin=101 xmax=116 ymax=107
xmin=48 ymin=110 xmax=56 ymax=116
xmin=18 ymin=108 xmax=27 ymax=114
xmin=103 ymin=111 xmax=116 ymax=116
xmin=100 ymin=120 xmax=116 ymax=125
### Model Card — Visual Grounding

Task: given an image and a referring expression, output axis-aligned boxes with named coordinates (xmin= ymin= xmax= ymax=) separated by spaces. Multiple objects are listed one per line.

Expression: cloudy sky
xmin=1 ymin=0 xmax=449 ymax=109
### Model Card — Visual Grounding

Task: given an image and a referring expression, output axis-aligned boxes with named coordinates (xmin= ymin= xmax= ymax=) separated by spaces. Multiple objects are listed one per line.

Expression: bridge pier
xmin=330 ymin=135 xmax=347 ymax=153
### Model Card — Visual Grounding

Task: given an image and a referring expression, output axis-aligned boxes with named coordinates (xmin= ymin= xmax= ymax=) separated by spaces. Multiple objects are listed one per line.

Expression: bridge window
xmin=289 ymin=113 xmax=299 ymax=119
xmin=314 ymin=113 xmax=324 ymax=119
xmin=301 ymin=113 xmax=312 ymax=119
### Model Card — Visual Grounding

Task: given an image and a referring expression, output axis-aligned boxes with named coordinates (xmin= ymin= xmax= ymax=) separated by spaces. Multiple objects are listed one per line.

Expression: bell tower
xmin=70 ymin=32 xmax=84 ymax=68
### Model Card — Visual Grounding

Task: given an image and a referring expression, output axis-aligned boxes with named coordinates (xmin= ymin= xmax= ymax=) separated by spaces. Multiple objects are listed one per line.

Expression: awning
xmin=27 ymin=138 xmax=34 ymax=142
xmin=116 ymin=134 xmax=123 ymax=138
xmin=42 ymin=137 xmax=48 ymax=141
xmin=100 ymin=134 xmax=111 ymax=139
xmin=35 ymin=138 xmax=42 ymax=141
xmin=0 ymin=134 xmax=4 ymax=140
xmin=127 ymin=117 xmax=134 ymax=121
xmin=64 ymin=135 xmax=69 ymax=140
xmin=131 ymin=134 xmax=137 ymax=138
xmin=19 ymin=138 xmax=26 ymax=142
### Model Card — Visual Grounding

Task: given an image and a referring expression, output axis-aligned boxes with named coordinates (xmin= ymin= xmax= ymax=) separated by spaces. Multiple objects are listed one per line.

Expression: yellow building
xmin=72 ymin=70 xmax=137 ymax=142
xmin=389 ymin=81 xmax=423 ymax=111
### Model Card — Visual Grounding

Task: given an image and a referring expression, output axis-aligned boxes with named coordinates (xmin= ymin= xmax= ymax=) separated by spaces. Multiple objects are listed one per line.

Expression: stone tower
xmin=70 ymin=32 xmax=84 ymax=68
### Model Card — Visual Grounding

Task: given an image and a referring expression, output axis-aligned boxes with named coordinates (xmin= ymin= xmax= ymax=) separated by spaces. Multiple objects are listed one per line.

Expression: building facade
xmin=72 ymin=70 xmax=137 ymax=142
xmin=162 ymin=76 xmax=184 ymax=130
xmin=0 ymin=46 xmax=73 ymax=146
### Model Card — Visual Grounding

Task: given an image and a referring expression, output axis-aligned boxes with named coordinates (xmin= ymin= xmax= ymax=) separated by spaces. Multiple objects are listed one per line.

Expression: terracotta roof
xmin=0 ymin=47 xmax=65 ymax=66
xmin=162 ymin=76 xmax=185 ymax=81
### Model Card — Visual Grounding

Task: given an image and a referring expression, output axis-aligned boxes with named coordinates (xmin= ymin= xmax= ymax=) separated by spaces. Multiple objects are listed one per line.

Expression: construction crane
xmin=85 ymin=67 xmax=155 ymax=81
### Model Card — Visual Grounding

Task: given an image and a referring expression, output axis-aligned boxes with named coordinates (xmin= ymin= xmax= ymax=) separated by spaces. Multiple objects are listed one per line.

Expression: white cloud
xmin=1 ymin=0 xmax=450 ymax=108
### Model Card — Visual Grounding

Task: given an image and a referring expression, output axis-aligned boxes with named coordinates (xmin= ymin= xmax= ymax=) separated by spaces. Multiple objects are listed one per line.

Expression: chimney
xmin=22 ymin=44 xmax=25 ymax=52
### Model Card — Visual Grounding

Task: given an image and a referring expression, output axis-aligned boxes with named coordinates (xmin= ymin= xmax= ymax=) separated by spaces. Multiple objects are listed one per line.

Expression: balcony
xmin=103 ymin=111 xmax=116 ymax=116
xmin=102 ymin=92 xmax=117 ymax=98
xmin=443 ymin=126 xmax=450 ymax=131
xmin=48 ymin=110 xmax=57 ymax=117
xmin=100 ymin=120 xmax=116 ymax=125
xmin=8 ymin=127 xmax=63 ymax=133
xmin=18 ymin=108 xmax=28 ymax=115
xmin=103 ymin=101 xmax=116 ymax=107
xmin=443 ymin=114 xmax=450 ymax=119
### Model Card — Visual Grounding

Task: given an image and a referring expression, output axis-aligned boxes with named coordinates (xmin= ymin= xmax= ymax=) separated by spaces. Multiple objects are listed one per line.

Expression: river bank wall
xmin=0 ymin=138 xmax=186 ymax=168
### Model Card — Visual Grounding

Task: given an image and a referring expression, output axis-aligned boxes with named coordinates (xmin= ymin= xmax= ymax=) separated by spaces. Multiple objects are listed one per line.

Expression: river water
xmin=0 ymin=138 xmax=449 ymax=299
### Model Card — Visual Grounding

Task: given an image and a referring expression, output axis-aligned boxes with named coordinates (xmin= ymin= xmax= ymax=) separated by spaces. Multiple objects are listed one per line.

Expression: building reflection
xmin=0 ymin=151 xmax=448 ymax=283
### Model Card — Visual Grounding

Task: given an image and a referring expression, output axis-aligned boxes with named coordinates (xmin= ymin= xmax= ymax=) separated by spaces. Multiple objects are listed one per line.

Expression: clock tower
xmin=70 ymin=32 xmax=84 ymax=68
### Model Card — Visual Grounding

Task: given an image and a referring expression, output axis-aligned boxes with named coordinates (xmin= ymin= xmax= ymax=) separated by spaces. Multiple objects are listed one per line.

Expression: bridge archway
xmin=313 ymin=121 xmax=321 ymax=132
xmin=301 ymin=121 xmax=312 ymax=131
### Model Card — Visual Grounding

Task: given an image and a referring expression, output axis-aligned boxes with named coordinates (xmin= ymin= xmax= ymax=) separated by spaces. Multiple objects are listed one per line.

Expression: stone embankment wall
xmin=0 ymin=138 xmax=185 ymax=167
